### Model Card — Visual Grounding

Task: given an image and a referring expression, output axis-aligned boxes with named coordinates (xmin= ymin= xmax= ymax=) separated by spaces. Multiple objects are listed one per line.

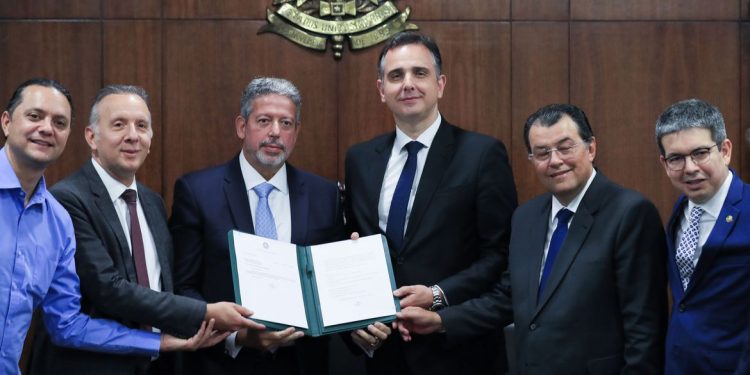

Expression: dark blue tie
xmin=386 ymin=141 xmax=424 ymax=252
xmin=538 ymin=208 xmax=573 ymax=298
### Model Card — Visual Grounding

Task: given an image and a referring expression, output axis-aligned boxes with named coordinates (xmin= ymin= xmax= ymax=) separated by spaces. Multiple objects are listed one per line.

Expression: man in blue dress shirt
xmin=0 ymin=78 xmax=226 ymax=375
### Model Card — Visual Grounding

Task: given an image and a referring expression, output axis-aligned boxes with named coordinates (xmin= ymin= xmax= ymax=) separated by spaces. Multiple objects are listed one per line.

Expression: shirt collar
xmin=90 ymin=158 xmax=138 ymax=203
xmin=551 ymin=169 xmax=597 ymax=217
xmin=394 ymin=114 xmax=442 ymax=151
xmin=238 ymin=151 xmax=289 ymax=196
xmin=688 ymin=170 xmax=733 ymax=219
xmin=0 ymin=146 xmax=47 ymax=205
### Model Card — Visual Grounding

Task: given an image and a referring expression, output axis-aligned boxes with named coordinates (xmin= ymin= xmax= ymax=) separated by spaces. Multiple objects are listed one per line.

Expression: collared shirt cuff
xmin=139 ymin=332 xmax=161 ymax=357
xmin=224 ymin=332 xmax=242 ymax=358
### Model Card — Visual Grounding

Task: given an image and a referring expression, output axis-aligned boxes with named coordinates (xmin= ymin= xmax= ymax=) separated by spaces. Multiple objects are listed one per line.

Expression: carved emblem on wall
xmin=260 ymin=0 xmax=418 ymax=59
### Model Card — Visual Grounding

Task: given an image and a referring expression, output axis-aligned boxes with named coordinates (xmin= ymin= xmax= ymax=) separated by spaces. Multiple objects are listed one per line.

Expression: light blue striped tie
xmin=252 ymin=182 xmax=277 ymax=240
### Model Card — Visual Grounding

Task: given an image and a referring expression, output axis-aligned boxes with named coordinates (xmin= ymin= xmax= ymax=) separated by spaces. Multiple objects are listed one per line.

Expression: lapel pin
xmin=726 ymin=215 xmax=733 ymax=223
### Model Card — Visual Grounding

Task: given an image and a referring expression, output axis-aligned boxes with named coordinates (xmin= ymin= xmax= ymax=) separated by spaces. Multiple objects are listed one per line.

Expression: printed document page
xmin=232 ymin=232 xmax=308 ymax=328
xmin=310 ymin=235 xmax=396 ymax=327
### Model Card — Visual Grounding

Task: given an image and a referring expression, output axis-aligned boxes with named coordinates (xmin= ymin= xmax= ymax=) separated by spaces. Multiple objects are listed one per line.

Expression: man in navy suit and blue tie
xmin=656 ymin=99 xmax=750 ymax=375
xmin=170 ymin=77 xmax=345 ymax=375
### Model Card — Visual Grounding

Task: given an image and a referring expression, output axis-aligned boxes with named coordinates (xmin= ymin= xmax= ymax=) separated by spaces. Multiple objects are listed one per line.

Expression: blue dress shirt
xmin=0 ymin=148 xmax=160 ymax=375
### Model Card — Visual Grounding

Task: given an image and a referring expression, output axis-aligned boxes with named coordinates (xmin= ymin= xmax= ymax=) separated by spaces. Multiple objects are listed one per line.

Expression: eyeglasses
xmin=663 ymin=144 xmax=719 ymax=171
xmin=528 ymin=142 xmax=583 ymax=163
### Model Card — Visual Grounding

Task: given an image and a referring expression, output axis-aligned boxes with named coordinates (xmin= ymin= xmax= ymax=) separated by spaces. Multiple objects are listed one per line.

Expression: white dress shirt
xmin=238 ymin=151 xmax=292 ymax=243
xmin=91 ymin=158 xmax=162 ymax=292
xmin=378 ymin=114 xmax=442 ymax=234
xmin=226 ymin=151 xmax=293 ymax=357
xmin=675 ymin=171 xmax=732 ymax=267
xmin=539 ymin=169 xmax=597 ymax=280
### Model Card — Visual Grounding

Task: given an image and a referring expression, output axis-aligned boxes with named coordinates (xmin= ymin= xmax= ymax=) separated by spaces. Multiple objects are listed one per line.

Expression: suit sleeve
xmin=613 ymin=197 xmax=668 ymax=374
xmin=52 ymin=187 xmax=206 ymax=338
xmin=437 ymin=140 xmax=517 ymax=304
xmin=438 ymin=267 xmax=514 ymax=347
xmin=169 ymin=176 xmax=207 ymax=302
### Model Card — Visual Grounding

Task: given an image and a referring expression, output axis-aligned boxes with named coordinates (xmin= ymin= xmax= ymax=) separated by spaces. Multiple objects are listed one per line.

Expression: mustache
xmin=260 ymin=139 xmax=286 ymax=150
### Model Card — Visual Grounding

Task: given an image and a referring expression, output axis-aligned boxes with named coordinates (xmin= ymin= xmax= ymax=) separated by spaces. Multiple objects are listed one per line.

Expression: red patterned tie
xmin=121 ymin=189 xmax=150 ymax=289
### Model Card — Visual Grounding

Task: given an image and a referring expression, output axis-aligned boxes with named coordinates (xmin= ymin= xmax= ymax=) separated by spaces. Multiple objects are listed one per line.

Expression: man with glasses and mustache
xmin=656 ymin=99 xmax=750 ymax=375
xmin=396 ymin=103 xmax=668 ymax=375
xmin=170 ymin=77 xmax=345 ymax=375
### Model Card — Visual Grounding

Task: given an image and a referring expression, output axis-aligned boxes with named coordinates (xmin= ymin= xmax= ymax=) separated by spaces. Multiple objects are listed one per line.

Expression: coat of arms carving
xmin=260 ymin=0 xmax=418 ymax=59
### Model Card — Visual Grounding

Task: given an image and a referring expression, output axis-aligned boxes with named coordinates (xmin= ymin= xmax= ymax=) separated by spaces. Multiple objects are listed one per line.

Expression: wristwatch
xmin=429 ymin=285 xmax=446 ymax=311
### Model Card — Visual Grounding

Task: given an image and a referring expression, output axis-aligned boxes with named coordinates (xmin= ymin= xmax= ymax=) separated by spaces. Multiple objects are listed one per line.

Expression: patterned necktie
xmin=121 ymin=189 xmax=150 ymax=289
xmin=676 ymin=206 xmax=704 ymax=290
xmin=386 ymin=141 xmax=424 ymax=252
xmin=538 ymin=208 xmax=574 ymax=299
xmin=253 ymin=182 xmax=278 ymax=240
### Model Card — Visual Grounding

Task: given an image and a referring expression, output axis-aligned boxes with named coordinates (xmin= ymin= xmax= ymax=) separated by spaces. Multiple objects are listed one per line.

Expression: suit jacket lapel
xmin=527 ymin=197 xmax=552 ymax=306
xmin=687 ymin=174 xmax=743 ymax=294
xmin=224 ymin=156 xmax=254 ymax=234
xmin=402 ymin=120 xmax=454 ymax=254
xmin=366 ymin=134 xmax=394 ymax=239
xmin=287 ymin=165 xmax=308 ymax=244
xmin=84 ymin=161 xmax=138 ymax=282
xmin=139 ymin=186 xmax=173 ymax=292
xmin=666 ymin=197 xmax=687 ymax=301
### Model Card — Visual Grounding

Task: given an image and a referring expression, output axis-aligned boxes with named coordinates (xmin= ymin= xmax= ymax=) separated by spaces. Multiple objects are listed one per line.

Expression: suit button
xmin=397 ymin=257 xmax=404 ymax=265
xmin=529 ymin=323 xmax=537 ymax=331
xmin=679 ymin=303 xmax=686 ymax=312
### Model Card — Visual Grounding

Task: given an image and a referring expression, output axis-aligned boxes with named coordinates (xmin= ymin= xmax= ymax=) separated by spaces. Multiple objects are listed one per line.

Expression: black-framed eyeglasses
xmin=663 ymin=143 xmax=719 ymax=171
xmin=528 ymin=141 xmax=583 ymax=163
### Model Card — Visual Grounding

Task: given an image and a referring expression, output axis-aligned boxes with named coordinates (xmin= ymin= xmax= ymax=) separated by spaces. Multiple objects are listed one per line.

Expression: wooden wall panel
xmin=401 ymin=0 xmax=509 ymax=20
xmin=162 ymin=20 xmax=339 ymax=206
xmin=0 ymin=21 xmax=102 ymax=187
xmin=742 ymin=24 xmax=750 ymax=179
xmin=431 ymin=22 xmax=511 ymax=142
xmin=511 ymin=22 xmax=569 ymax=203
xmin=570 ymin=22 xmax=740 ymax=219
xmin=744 ymin=0 xmax=750 ymax=20
xmin=0 ymin=0 xmax=99 ymax=18
xmin=103 ymin=21 xmax=163 ymax=192
xmin=512 ymin=0 xmax=569 ymax=20
xmin=104 ymin=0 xmax=161 ymax=19
xmin=163 ymin=0 xmax=266 ymax=19
xmin=337 ymin=45 xmax=393 ymax=176
xmin=571 ymin=0 xmax=738 ymax=20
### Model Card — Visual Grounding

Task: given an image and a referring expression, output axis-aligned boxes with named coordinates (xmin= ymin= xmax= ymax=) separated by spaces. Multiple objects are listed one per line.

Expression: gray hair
xmin=88 ymin=85 xmax=150 ymax=134
xmin=240 ymin=77 xmax=301 ymax=121
xmin=655 ymin=98 xmax=726 ymax=155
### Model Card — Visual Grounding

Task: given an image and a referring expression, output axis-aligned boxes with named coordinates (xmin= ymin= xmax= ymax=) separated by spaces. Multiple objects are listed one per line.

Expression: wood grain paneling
xmin=512 ymin=0 xmax=569 ymax=20
xmin=162 ymin=20 xmax=339 ymax=206
xmin=163 ymin=0 xmax=507 ymax=21
xmin=104 ymin=0 xmax=161 ymax=19
xmin=572 ymin=0 xmax=738 ymax=20
xmin=0 ymin=21 xmax=101 ymax=187
xmin=0 ymin=0 xmax=99 ymax=18
xmin=163 ymin=0 xmax=266 ymax=19
xmin=400 ymin=0 xmax=508 ymax=21
xmin=103 ymin=21 xmax=163 ymax=192
xmin=741 ymin=23 xmax=750 ymax=179
xmin=511 ymin=22 xmax=569 ymax=204
xmin=571 ymin=22 xmax=740 ymax=219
